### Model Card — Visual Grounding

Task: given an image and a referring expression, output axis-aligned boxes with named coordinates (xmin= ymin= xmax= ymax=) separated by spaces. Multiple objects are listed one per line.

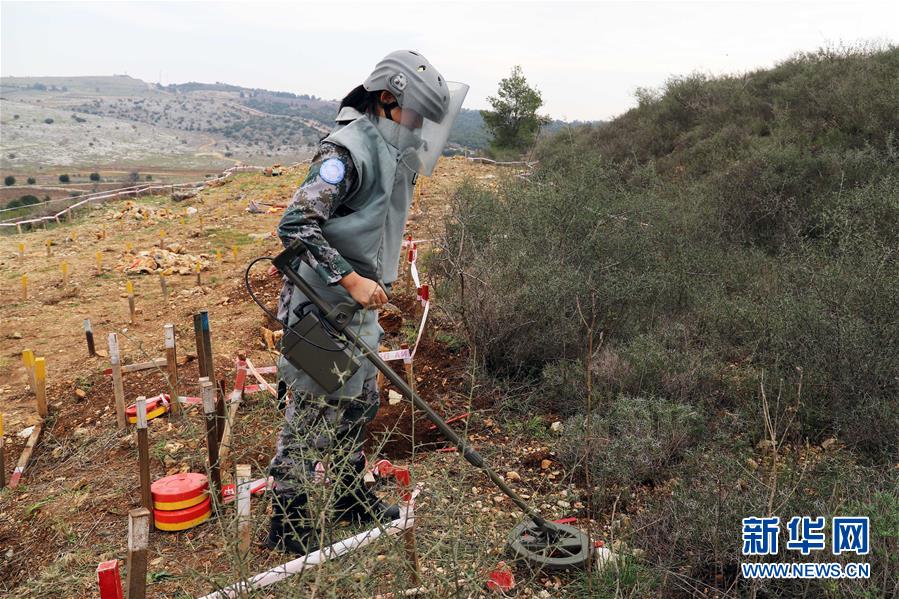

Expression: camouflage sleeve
xmin=277 ymin=142 xmax=358 ymax=285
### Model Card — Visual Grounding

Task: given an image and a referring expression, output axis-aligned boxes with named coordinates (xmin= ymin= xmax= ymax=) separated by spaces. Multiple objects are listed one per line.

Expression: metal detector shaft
xmin=272 ymin=246 xmax=548 ymax=529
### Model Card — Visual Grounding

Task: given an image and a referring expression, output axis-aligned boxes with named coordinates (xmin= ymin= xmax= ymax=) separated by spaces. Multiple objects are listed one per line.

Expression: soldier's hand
xmin=339 ymin=271 xmax=388 ymax=309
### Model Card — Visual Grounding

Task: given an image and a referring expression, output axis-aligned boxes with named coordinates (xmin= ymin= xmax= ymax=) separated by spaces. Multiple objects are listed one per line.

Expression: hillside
xmin=436 ymin=45 xmax=898 ymax=597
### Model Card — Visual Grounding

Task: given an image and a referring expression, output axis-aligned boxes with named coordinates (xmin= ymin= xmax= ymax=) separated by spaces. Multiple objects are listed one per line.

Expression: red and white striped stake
xmin=9 ymin=422 xmax=42 ymax=488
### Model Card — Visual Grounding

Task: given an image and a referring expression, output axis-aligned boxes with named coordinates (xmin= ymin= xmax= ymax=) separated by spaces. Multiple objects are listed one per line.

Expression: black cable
xmin=243 ymin=256 xmax=352 ymax=353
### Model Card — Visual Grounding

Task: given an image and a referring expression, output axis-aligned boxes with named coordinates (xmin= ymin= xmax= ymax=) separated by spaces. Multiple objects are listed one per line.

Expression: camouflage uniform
xmin=270 ymin=142 xmax=383 ymax=506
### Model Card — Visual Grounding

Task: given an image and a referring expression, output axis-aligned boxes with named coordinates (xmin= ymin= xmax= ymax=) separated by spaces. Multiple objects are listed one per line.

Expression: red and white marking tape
xmin=197 ymin=484 xmax=423 ymax=599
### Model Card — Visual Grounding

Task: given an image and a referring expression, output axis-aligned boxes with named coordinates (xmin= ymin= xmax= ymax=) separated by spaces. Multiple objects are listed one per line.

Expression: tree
xmin=59 ymin=174 xmax=70 ymax=183
xmin=27 ymin=177 xmax=36 ymax=184
xmin=480 ymin=66 xmax=549 ymax=154
xmin=128 ymin=171 xmax=140 ymax=183
xmin=4 ymin=175 xmax=15 ymax=186
xmin=89 ymin=172 xmax=101 ymax=182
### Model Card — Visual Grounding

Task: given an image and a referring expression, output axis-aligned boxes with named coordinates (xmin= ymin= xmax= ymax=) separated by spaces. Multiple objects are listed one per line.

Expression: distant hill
xmin=1 ymin=74 xmax=585 ymax=172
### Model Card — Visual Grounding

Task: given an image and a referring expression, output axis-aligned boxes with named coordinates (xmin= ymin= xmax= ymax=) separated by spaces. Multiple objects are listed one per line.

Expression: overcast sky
xmin=2 ymin=1 xmax=897 ymax=121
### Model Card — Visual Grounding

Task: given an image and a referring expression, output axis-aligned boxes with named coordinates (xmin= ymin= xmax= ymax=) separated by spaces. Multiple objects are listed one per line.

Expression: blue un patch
xmin=319 ymin=158 xmax=346 ymax=185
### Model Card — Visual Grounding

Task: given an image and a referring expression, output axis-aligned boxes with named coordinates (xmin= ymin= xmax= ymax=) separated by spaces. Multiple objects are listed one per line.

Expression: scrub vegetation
xmin=436 ymin=44 xmax=898 ymax=597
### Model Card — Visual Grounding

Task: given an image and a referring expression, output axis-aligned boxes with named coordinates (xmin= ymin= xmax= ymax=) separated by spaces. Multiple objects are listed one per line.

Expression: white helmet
xmin=363 ymin=50 xmax=469 ymax=175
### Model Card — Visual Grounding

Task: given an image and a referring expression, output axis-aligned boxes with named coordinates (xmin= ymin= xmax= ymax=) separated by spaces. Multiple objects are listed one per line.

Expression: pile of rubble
xmin=120 ymin=244 xmax=211 ymax=275
xmin=108 ymin=201 xmax=173 ymax=222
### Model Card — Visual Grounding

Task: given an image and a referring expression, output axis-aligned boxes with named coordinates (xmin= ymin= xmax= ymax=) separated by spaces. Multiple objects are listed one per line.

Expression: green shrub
xmin=4 ymin=175 xmax=14 ymax=186
xmin=89 ymin=172 xmax=100 ymax=182
xmin=27 ymin=177 xmax=35 ymax=184
xmin=58 ymin=174 xmax=70 ymax=183
xmin=632 ymin=447 xmax=898 ymax=597
xmin=556 ymin=395 xmax=704 ymax=508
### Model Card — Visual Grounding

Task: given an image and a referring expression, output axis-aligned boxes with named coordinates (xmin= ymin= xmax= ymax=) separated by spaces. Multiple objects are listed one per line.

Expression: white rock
xmin=388 ymin=390 xmax=403 ymax=405
xmin=550 ymin=421 xmax=563 ymax=433
xmin=594 ymin=547 xmax=618 ymax=572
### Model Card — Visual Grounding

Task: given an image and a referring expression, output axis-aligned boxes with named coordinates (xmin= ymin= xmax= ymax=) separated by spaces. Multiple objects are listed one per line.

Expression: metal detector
xmin=247 ymin=240 xmax=593 ymax=571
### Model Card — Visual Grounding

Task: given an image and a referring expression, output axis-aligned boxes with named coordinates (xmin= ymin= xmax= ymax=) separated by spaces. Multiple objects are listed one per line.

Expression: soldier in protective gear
xmin=266 ymin=50 xmax=468 ymax=554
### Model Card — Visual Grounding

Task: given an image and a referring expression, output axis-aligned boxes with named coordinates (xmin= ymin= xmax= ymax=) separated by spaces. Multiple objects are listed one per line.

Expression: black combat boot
xmin=332 ymin=460 xmax=401 ymax=525
xmin=265 ymin=494 xmax=322 ymax=555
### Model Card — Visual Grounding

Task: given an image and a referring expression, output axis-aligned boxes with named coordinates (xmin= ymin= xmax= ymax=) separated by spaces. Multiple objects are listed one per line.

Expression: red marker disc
xmin=151 ymin=473 xmax=208 ymax=510
xmin=153 ymin=497 xmax=211 ymax=531
xmin=126 ymin=394 xmax=170 ymax=424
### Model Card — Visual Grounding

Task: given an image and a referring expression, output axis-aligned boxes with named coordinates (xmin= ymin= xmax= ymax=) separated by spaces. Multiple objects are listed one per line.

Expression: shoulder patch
xmin=319 ymin=158 xmax=346 ymax=185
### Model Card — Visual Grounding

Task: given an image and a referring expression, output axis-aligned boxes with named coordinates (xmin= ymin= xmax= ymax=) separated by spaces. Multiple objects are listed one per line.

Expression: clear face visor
xmin=384 ymin=81 xmax=469 ymax=176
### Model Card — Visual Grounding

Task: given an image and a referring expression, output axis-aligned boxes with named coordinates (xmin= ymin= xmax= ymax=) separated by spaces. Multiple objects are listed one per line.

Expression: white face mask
xmin=372 ymin=115 xmax=423 ymax=153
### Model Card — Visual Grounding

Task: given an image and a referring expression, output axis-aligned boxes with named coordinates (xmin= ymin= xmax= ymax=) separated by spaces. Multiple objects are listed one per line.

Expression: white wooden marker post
xmin=108 ymin=333 xmax=127 ymax=430
xmin=164 ymin=324 xmax=180 ymax=417
xmin=236 ymin=464 xmax=252 ymax=554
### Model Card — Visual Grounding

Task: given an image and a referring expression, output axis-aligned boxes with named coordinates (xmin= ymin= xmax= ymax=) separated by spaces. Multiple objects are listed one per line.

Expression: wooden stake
xmin=201 ymin=379 xmax=221 ymax=501
xmin=193 ymin=314 xmax=208 ymax=379
xmin=215 ymin=380 xmax=226 ymax=443
xmin=96 ymin=251 xmax=103 ymax=273
xmin=61 ymin=261 xmax=69 ymax=287
xmin=9 ymin=421 xmax=42 ymax=488
xmin=236 ymin=464 xmax=252 ymax=555
xmin=135 ymin=396 xmax=152 ymax=511
xmin=159 ymin=273 xmax=169 ymax=302
xmin=198 ymin=311 xmax=215 ymax=384
xmin=108 ymin=333 xmax=127 ymax=430
xmin=377 ymin=345 xmax=389 ymax=394
xmin=125 ymin=508 xmax=150 ymax=599
xmin=96 ymin=559 xmax=125 ymax=599
xmin=159 ymin=229 xmax=165 ymax=248
xmin=126 ymin=280 xmax=136 ymax=323
xmin=34 ymin=357 xmax=48 ymax=418
xmin=195 ymin=262 xmax=202 ymax=287
xmin=403 ymin=526 xmax=421 ymax=586
xmin=215 ymin=249 xmax=222 ymax=263
xmin=0 ymin=413 xmax=6 ymax=489
xmin=18 ymin=242 xmax=24 ymax=259
xmin=126 ymin=241 xmax=133 ymax=253
xmin=164 ymin=324 xmax=180 ymax=417
xmin=400 ymin=343 xmax=416 ymax=396
xmin=232 ymin=245 xmax=238 ymax=261
xmin=218 ymin=356 xmax=246 ymax=466
xmin=84 ymin=318 xmax=97 ymax=357
xmin=21 ymin=274 xmax=27 ymax=300
xmin=46 ymin=239 xmax=52 ymax=257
